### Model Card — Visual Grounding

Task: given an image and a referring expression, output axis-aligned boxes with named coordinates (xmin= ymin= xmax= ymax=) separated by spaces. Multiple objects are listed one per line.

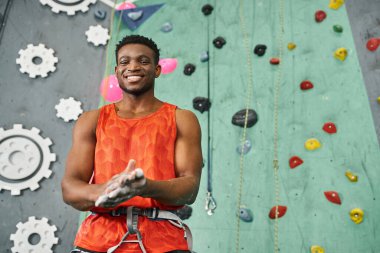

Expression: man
xmin=62 ymin=35 xmax=203 ymax=253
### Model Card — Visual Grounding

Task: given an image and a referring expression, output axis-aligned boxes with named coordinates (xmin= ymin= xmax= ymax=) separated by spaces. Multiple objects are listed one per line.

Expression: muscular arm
xmin=61 ymin=110 xmax=106 ymax=211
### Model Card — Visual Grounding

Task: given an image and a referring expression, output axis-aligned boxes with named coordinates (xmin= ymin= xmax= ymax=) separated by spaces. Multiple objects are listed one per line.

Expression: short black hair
xmin=115 ymin=35 xmax=160 ymax=65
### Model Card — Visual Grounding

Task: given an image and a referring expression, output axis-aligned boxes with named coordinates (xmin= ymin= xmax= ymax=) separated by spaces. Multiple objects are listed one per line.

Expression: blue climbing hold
xmin=238 ymin=207 xmax=253 ymax=222
xmin=161 ymin=22 xmax=173 ymax=32
xmin=95 ymin=9 xmax=107 ymax=20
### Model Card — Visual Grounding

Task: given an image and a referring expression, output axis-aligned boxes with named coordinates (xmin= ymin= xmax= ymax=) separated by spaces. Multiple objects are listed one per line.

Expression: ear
xmin=155 ymin=64 xmax=162 ymax=78
xmin=114 ymin=66 xmax=117 ymax=74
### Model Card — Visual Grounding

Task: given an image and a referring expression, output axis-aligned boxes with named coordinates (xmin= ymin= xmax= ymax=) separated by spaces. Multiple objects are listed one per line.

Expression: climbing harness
xmin=92 ymin=207 xmax=193 ymax=253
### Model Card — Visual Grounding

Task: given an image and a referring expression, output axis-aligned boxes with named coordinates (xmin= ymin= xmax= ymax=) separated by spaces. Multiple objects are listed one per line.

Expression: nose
xmin=127 ymin=61 xmax=141 ymax=71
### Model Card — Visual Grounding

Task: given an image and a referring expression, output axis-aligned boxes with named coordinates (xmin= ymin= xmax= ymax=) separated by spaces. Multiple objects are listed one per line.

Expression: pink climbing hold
xmin=116 ymin=1 xmax=137 ymax=11
xmin=159 ymin=58 xmax=178 ymax=74
xmin=100 ymin=74 xmax=123 ymax=102
xmin=366 ymin=38 xmax=380 ymax=52
xmin=269 ymin=206 xmax=287 ymax=219
xmin=315 ymin=10 xmax=327 ymax=23
xmin=323 ymin=122 xmax=337 ymax=134
xmin=324 ymin=191 xmax=341 ymax=205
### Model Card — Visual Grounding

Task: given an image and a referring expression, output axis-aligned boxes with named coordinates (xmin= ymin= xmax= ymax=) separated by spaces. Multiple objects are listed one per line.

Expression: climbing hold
xmin=202 ymin=4 xmax=214 ymax=16
xmin=329 ymin=0 xmax=344 ymax=10
xmin=127 ymin=10 xmax=143 ymax=21
xmin=116 ymin=3 xmax=164 ymax=31
xmin=159 ymin=58 xmax=177 ymax=74
xmin=289 ymin=156 xmax=303 ymax=169
xmin=115 ymin=2 xmax=136 ymax=11
xmin=304 ymin=138 xmax=321 ymax=151
xmin=300 ymin=80 xmax=314 ymax=90
xmin=232 ymin=109 xmax=258 ymax=128
xmin=160 ymin=22 xmax=173 ymax=32
xmin=350 ymin=208 xmax=364 ymax=224
xmin=94 ymin=9 xmax=106 ymax=20
xmin=269 ymin=206 xmax=287 ymax=219
xmin=183 ymin=63 xmax=196 ymax=76
xmin=366 ymin=38 xmax=380 ymax=52
xmin=311 ymin=245 xmax=325 ymax=253
xmin=200 ymin=51 xmax=209 ymax=62
xmin=377 ymin=96 xmax=380 ymax=104
xmin=236 ymin=139 xmax=252 ymax=155
xmin=238 ymin=207 xmax=253 ymax=222
xmin=270 ymin=58 xmax=280 ymax=65
xmin=287 ymin=43 xmax=296 ymax=50
xmin=315 ymin=10 xmax=327 ymax=23
xmin=254 ymin=44 xmax=267 ymax=56
xmin=324 ymin=191 xmax=342 ymax=205
xmin=193 ymin=97 xmax=211 ymax=113
xmin=322 ymin=122 xmax=337 ymax=134
xmin=100 ymin=74 xmax=122 ymax=102
xmin=213 ymin=37 xmax=226 ymax=49
xmin=174 ymin=205 xmax=193 ymax=220
xmin=334 ymin=48 xmax=348 ymax=61
xmin=333 ymin=25 xmax=343 ymax=33
xmin=345 ymin=170 xmax=358 ymax=182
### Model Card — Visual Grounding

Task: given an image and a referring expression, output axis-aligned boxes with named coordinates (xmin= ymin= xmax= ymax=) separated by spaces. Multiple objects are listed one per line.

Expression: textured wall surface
xmin=0 ymin=0 xmax=380 ymax=253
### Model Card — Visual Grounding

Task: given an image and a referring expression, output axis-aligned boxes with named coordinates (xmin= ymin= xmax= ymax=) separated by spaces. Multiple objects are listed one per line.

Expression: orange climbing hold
xmin=270 ymin=58 xmax=280 ymax=65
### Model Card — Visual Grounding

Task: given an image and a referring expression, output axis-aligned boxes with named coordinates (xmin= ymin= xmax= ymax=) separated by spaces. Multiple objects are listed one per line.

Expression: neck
xmin=117 ymin=90 xmax=161 ymax=113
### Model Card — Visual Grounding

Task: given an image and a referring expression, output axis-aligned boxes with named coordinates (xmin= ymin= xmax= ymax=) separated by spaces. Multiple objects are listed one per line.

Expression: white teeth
xmin=127 ymin=76 xmax=142 ymax=82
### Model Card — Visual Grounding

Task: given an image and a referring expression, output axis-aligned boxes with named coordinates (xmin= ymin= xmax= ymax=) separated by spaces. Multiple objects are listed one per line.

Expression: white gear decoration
xmin=10 ymin=216 xmax=58 ymax=253
xmin=55 ymin=97 xmax=83 ymax=122
xmin=0 ymin=124 xmax=56 ymax=195
xmin=85 ymin=24 xmax=110 ymax=46
xmin=16 ymin=44 xmax=58 ymax=78
xmin=39 ymin=0 xmax=97 ymax=16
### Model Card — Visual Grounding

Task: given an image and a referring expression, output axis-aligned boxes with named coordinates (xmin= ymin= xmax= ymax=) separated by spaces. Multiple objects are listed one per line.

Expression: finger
xmin=124 ymin=159 xmax=136 ymax=174
xmin=95 ymin=194 xmax=109 ymax=207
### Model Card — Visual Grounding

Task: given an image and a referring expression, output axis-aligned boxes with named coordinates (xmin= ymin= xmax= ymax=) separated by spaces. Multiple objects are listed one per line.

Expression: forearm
xmin=142 ymin=176 xmax=200 ymax=206
xmin=61 ymin=178 xmax=105 ymax=211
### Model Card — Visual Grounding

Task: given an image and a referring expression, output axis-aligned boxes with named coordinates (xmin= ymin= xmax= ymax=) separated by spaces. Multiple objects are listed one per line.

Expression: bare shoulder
xmin=74 ymin=109 xmax=100 ymax=136
xmin=175 ymin=108 xmax=201 ymax=137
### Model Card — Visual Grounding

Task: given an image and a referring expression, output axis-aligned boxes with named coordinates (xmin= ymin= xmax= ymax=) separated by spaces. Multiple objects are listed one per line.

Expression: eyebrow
xmin=119 ymin=54 xmax=151 ymax=60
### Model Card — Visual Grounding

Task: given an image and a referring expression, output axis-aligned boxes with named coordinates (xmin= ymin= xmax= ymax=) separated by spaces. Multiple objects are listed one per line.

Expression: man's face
xmin=115 ymin=43 xmax=161 ymax=96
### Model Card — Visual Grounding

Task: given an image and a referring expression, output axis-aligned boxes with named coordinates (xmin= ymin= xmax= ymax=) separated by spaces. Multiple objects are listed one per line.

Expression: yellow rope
xmin=235 ymin=0 xmax=255 ymax=252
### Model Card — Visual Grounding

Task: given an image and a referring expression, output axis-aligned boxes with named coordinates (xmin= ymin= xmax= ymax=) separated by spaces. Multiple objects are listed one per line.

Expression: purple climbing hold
xmin=232 ymin=109 xmax=258 ymax=128
xmin=184 ymin=63 xmax=196 ymax=76
xmin=193 ymin=97 xmax=211 ymax=113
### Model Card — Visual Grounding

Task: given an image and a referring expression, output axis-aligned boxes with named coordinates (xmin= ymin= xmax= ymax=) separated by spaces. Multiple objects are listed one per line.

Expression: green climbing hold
xmin=333 ymin=25 xmax=343 ymax=33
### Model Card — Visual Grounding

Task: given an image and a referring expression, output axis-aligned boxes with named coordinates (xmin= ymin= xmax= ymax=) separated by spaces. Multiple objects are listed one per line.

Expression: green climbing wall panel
xmin=100 ymin=0 xmax=380 ymax=252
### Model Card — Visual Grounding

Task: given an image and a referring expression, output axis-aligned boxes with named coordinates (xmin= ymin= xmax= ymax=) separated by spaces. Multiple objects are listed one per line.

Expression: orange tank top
xmin=74 ymin=102 xmax=189 ymax=253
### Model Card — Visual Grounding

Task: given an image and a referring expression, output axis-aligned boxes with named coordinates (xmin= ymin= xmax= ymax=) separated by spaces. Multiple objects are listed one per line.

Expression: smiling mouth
xmin=126 ymin=75 xmax=143 ymax=82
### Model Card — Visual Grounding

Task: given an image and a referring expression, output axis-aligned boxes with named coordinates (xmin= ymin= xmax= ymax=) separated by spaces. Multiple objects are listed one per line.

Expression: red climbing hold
xmin=315 ymin=10 xmax=327 ymax=23
xmin=300 ymin=80 xmax=314 ymax=90
xmin=269 ymin=205 xmax=287 ymax=219
xmin=289 ymin=156 xmax=303 ymax=169
xmin=324 ymin=191 xmax=341 ymax=205
xmin=270 ymin=58 xmax=280 ymax=65
xmin=366 ymin=38 xmax=380 ymax=52
xmin=323 ymin=122 xmax=337 ymax=134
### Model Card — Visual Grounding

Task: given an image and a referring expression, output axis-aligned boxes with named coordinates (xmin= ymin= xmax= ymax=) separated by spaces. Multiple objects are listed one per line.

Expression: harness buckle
xmin=111 ymin=209 xmax=121 ymax=217
xmin=146 ymin=207 xmax=158 ymax=219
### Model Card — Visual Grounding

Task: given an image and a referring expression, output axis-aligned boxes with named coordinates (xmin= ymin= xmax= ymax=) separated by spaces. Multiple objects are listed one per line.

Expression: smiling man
xmin=61 ymin=35 xmax=203 ymax=253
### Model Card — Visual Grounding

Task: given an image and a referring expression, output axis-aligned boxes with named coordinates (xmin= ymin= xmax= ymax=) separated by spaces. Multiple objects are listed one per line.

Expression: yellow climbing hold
xmin=377 ymin=96 xmax=380 ymax=104
xmin=329 ymin=0 xmax=345 ymax=10
xmin=334 ymin=48 xmax=348 ymax=61
xmin=345 ymin=170 xmax=358 ymax=182
xmin=350 ymin=208 xmax=364 ymax=224
xmin=311 ymin=245 xmax=325 ymax=253
xmin=287 ymin=42 xmax=296 ymax=50
xmin=305 ymin=138 xmax=321 ymax=151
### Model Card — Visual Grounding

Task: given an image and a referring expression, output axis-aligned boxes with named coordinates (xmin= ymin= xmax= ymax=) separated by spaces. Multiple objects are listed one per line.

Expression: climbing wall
xmin=1 ymin=0 xmax=380 ymax=252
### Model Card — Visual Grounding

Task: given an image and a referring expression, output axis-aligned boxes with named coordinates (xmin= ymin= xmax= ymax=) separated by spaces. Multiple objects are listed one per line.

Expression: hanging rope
xmin=235 ymin=0 xmax=256 ymax=252
xmin=272 ymin=0 xmax=285 ymax=252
